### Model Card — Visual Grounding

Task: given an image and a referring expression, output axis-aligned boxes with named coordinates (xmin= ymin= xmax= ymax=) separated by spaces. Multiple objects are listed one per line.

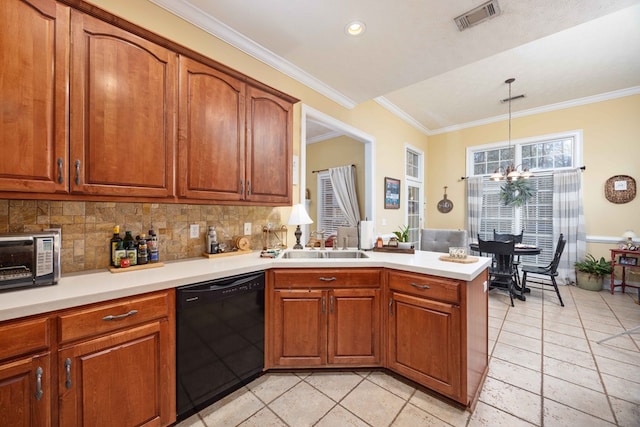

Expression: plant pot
xmin=398 ymin=242 xmax=412 ymax=249
xmin=575 ymin=270 xmax=605 ymax=291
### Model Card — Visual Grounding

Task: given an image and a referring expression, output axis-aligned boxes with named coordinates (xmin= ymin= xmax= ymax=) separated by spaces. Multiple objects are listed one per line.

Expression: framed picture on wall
xmin=384 ymin=177 xmax=400 ymax=209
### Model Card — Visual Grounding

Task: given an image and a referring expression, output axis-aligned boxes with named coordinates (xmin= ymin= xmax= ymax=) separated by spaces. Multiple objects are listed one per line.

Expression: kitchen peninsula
xmin=0 ymin=250 xmax=490 ymax=426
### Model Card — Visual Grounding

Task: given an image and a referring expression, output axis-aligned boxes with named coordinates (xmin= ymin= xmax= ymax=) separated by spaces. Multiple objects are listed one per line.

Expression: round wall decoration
xmin=437 ymin=186 xmax=454 ymax=213
xmin=604 ymin=175 xmax=636 ymax=204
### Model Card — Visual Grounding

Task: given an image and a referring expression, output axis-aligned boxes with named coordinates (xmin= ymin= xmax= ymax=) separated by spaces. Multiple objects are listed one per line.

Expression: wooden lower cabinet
xmin=57 ymin=290 xmax=175 ymax=427
xmin=0 ymin=316 xmax=52 ymax=427
xmin=267 ymin=268 xmax=382 ymax=368
xmin=0 ymin=353 xmax=52 ymax=427
xmin=0 ymin=289 xmax=175 ymax=427
xmin=386 ymin=269 xmax=488 ymax=407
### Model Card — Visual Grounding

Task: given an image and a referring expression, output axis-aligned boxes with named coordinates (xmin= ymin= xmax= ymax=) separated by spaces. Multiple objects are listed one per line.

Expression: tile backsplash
xmin=0 ymin=199 xmax=282 ymax=274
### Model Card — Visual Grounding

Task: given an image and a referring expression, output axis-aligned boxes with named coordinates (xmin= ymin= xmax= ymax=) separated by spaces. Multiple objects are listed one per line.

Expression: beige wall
xmin=305 ymin=137 xmax=365 ymax=224
xmin=427 ymin=94 xmax=640 ymax=259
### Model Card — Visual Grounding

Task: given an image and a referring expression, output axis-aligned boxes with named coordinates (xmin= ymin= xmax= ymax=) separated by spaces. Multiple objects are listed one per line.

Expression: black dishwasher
xmin=176 ymin=271 xmax=265 ymax=421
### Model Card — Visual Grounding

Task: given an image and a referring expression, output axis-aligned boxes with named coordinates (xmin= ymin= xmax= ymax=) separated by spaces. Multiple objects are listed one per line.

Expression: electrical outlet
xmin=244 ymin=222 xmax=252 ymax=235
xmin=189 ymin=224 xmax=199 ymax=239
xmin=381 ymin=218 xmax=387 ymax=226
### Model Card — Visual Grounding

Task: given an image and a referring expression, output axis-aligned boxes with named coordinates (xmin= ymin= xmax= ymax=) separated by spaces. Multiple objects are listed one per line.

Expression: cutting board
xmin=438 ymin=255 xmax=479 ymax=264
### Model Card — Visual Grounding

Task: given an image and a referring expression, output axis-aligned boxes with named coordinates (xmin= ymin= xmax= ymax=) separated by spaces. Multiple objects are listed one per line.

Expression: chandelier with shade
xmin=490 ymin=78 xmax=533 ymax=182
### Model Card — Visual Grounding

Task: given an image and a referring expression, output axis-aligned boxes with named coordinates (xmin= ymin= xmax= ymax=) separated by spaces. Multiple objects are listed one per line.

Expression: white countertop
xmin=0 ymin=250 xmax=490 ymax=322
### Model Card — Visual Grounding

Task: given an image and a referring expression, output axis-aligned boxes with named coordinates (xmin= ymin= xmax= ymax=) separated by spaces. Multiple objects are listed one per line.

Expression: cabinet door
xmin=0 ymin=353 xmax=51 ymax=427
xmin=272 ymin=289 xmax=326 ymax=367
xmin=245 ymin=86 xmax=292 ymax=204
xmin=58 ymin=321 xmax=174 ymax=427
xmin=328 ymin=288 xmax=381 ymax=365
xmin=69 ymin=11 xmax=176 ymax=198
xmin=388 ymin=291 xmax=462 ymax=401
xmin=0 ymin=0 xmax=69 ymax=194
xmin=177 ymin=56 xmax=245 ymax=201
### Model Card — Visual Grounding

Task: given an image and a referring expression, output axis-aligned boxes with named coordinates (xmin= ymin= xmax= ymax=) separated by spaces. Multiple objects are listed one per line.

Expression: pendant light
xmin=490 ymin=78 xmax=532 ymax=181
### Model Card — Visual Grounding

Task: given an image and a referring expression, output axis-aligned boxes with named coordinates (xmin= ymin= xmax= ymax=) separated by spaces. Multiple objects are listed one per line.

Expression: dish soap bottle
xmin=206 ymin=226 xmax=218 ymax=254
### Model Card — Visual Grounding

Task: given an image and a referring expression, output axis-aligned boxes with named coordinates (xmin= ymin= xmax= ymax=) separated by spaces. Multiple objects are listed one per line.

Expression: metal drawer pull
xmin=330 ymin=295 xmax=334 ymax=313
xmin=410 ymin=282 xmax=430 ymax=290
xmin=319 ymin=277 xmax=337 ymax=281
xmin=389 ymin=297 xmax=393 ymax=316
xmin=322 ymin=296 xmax=326 ymax=313
xmin=35 ymin=367 xmax=44 ymax=400
xmin=57 ymin=158 xmax=64 ymax=184
xmin=102 ymin=309 xmax=138 ymax=321
xmin=64 ymin=358 xmax=72 ymax=389
xmin=74 ymin=160 xmax=81 ymax=185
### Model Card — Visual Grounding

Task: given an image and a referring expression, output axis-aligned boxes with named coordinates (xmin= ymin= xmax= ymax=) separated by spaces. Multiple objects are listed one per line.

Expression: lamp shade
xmin=287 ymin=203 xmax=313 ymax=226
xmin=623 ymin=230 xmax=636 ymax=240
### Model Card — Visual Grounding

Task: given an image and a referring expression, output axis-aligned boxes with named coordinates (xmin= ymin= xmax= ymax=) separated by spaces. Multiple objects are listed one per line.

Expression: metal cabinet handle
xmin=319 ymin=277 xmax=337 ymax=282
xmin=247 ymin=180 xmax=251 ymax=196
xmin=389 ymin=297 xmax=393 ymax=316
xmin=35 ymin=367 xmax=44 ymax=400
xmin=322 ymin=296 xmax=326 ymax=314
xmin=102 ymin=309 xmax=138 ymax=321
xmin=64 ymin=358 xmax=72 ymax=389
xmin=240 ymin=180 xmax=244 ymax=195
xmin=57 ymin=158 xmax=64 ymax=184
xmin=74 ymin=160 xmax=81 ymax=185
xmin=410 ymin=282 xmax=430 ymax=290
xmin=330 ymin=295 xmax=334 ymax=313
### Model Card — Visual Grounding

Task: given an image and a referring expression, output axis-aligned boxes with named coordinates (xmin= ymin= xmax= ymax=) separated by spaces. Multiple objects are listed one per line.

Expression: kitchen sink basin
xmin=280 ymin=250 xmax=369 ymax=259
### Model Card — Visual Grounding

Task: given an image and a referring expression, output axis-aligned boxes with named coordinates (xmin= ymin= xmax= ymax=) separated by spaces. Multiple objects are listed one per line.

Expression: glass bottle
xmin=123 ymin=230 xmax=137 ymax=266
xmin=137 ymin=233 xmax=148 ymax=265
xmin=110 ymin=225 xmax=122 ymax=267
xmin=147 ymin=227 xmax=159 ymax=263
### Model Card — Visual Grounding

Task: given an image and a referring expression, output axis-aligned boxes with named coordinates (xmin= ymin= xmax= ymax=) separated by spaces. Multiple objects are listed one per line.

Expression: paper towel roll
xmin=359 ymin=221 xmax=375 ymax=250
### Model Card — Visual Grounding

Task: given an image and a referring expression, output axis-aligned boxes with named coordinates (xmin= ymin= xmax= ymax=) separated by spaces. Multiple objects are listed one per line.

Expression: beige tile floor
xmin=176 ymin=285 xmax=640 ymax=426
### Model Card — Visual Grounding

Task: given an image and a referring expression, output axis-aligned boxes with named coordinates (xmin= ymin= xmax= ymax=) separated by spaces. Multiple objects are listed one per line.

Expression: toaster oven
xmin=0 ymin=230 xmax=61 ymax=291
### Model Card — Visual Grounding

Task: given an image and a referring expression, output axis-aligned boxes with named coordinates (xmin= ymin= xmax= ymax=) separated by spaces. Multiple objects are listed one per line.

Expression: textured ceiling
xmin=151 ymin=0 xmax=640 ymax=134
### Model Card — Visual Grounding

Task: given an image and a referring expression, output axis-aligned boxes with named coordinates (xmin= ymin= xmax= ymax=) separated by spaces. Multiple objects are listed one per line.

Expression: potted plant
xmin=393 ymin=225 xmax=412 ymax=249
xmin=574 ymin=254 xmax=613 ymax=291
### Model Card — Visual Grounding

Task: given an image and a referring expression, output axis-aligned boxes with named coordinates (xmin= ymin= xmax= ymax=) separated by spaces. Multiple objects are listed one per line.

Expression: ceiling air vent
xmin=454 ymin=0 xmax=501 ymax=31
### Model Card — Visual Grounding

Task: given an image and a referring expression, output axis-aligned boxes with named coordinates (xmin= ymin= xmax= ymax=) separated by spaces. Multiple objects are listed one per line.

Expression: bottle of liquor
xmin=147 ymin=227 xmax=159 ymax=263
xmin=110 ymin=226 xmax=122 ymax=267
xmin=123 ymin=230 xmax=137 ymax=266
xmin=114 ymin=241 xmax=127 ymax=268
xmin=137 ymin=233 xmax=148 ymax=265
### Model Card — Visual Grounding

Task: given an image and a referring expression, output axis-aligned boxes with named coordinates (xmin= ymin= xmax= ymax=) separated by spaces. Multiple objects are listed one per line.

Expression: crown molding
xmin=374 ymin=97 xmax=433 ymax=136
xmin=429 ymin=86 xmax=640 ymax=135
xmin=148 ymin=0 xmax=357 ymax=109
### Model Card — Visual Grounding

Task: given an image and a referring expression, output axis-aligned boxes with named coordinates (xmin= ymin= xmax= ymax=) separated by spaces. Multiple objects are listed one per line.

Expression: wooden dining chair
xmin=493 ymin=229 xmax=524 ymax=286
xmin=478 ymin=237 xmax=517 ymax=307
xmin=521 ymin=234 xmax=566 ymax=306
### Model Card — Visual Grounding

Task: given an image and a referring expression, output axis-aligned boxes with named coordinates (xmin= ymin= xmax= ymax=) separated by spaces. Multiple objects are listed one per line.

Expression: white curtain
xmin=466 ymin=176 xmax=484 ymax=244
xmin=553 ymin=169 xmax=586 ymax=284
xmin=329 ymin=165 xmax=361 ymax=226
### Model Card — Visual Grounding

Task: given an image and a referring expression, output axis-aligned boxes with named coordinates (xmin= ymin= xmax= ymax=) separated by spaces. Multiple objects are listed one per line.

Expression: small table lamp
xmin=623 ymin=230 xmax=636 ymax=249
xmin=287 ymin=204 xmax=313 ymax=249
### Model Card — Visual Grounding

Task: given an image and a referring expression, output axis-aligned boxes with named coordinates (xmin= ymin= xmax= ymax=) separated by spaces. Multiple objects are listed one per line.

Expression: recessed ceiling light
xmin=345 ymin=20 xmax=366 ymax=36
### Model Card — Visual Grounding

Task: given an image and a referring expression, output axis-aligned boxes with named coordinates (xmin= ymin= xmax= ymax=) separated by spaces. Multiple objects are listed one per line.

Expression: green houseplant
xmin=574 ymin=254 xmax=613 ymax=291
xmin=393 ymin=225 xmax=412 ymax=249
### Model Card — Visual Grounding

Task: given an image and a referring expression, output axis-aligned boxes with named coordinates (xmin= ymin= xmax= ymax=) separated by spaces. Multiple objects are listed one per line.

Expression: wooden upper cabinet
xmin=69 ymin=10 xmax=176 ymax=198
xmin=246 ymin=86 xmax=293 ymax=204
xmin=178 ymin=56 xmax=245 ymax=201
xmin=0 ymin=0 xmax=69 ymax=194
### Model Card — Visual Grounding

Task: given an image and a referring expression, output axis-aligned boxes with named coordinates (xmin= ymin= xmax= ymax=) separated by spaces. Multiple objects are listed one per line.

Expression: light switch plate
xmin=190 ymin=224 xmax=199 ymax=239
xmin=244 ymin=222 xmax=252 ymax=235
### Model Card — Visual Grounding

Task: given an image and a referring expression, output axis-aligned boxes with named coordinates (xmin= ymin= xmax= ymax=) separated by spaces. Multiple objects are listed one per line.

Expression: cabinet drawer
xmin=388 ymin=270 xmax=460 ymax=304
xmin=0 ymin=317 xmax=50 ymax=361
xmin=58 ymin=291 xmax=170 ymax=344
xmin=272 ymin=268 xmax=381 ymax=288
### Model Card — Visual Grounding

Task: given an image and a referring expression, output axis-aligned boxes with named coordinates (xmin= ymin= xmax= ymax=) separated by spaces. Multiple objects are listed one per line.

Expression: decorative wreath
xmin=500 ymin=179 xmax=534 ymax=207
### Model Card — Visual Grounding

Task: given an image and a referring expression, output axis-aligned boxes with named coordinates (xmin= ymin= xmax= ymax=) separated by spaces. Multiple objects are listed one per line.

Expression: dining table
xmin=469 ymin=242 xmax=541 ymax=300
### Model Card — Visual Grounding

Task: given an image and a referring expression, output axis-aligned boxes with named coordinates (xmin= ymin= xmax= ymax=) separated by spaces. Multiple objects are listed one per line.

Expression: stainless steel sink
xmin=280 ymin=250 xmax=369 ymax=259
xmin=280 ymin=251 xmax=323 ymax=259
xmin=324 ymin=251 xmax=369 ymax=259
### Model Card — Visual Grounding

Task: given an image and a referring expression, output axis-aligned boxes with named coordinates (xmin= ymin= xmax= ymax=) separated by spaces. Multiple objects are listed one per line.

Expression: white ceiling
xmin=150 ymin=0 xmax=640 ymax=135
